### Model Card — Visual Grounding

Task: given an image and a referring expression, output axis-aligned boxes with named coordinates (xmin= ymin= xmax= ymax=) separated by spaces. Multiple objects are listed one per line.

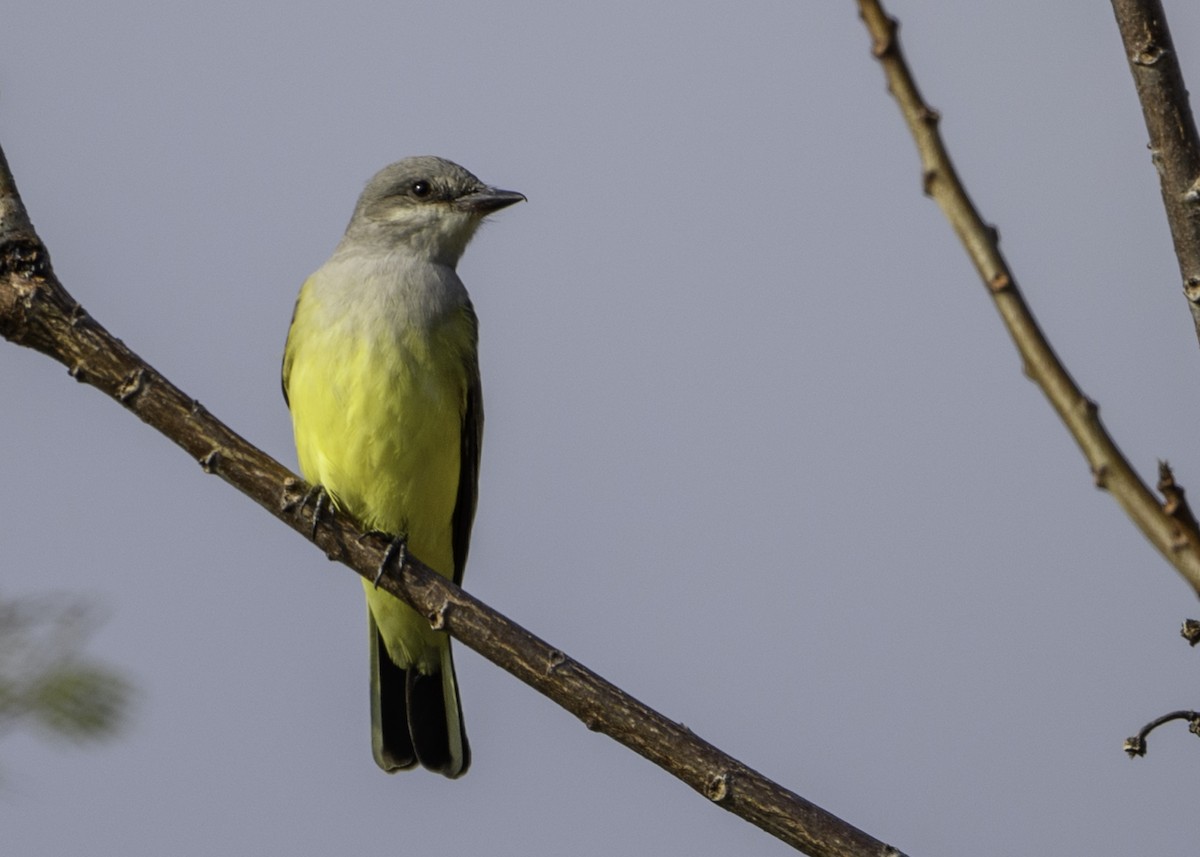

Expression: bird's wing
xmin=280 ymin=283 xmax=309 ymax=409
xmin=451 ymin=303 xmax=483 ymax=586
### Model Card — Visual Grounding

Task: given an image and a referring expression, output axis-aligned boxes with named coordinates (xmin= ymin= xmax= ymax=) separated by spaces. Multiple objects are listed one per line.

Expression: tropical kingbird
xmin=282 ymin=156 xmax=524 ymax=776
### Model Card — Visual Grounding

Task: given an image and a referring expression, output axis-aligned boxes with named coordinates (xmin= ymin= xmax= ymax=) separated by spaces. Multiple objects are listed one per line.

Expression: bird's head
xmin=343 ymin=156 xmax=525 ymax=267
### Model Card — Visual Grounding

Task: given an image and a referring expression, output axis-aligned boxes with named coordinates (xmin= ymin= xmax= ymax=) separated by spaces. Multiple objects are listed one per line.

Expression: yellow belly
xmin=286 ymin=306 xmax=470 ymax=672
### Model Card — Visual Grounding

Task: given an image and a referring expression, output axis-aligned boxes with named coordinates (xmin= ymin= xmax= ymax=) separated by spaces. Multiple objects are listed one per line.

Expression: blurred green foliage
xmin=0 ymin=593 xmax=131 ymax=745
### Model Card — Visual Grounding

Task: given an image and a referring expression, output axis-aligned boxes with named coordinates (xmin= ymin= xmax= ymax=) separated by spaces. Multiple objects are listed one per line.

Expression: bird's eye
xmin=411 ymin=180 xmax=431 ymax=198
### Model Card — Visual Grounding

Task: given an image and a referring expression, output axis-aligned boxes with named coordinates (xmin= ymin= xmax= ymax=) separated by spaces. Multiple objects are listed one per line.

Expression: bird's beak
xmin=455 ymin=187 xmax=527 ymax=214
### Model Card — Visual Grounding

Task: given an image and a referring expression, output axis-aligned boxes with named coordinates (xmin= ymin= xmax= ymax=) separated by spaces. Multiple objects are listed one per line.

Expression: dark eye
xmin=411 ymin=180 xmax=431 ymax=198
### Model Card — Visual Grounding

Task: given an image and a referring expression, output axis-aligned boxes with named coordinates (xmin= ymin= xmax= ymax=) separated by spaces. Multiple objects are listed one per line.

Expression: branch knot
xmin=705 ymin=772 xmax=731 ymax=803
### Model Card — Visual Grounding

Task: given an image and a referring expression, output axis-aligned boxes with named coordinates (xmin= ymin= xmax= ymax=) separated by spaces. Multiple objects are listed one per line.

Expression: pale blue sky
xmin=4 ymin=2 xmax=1200 ymax=855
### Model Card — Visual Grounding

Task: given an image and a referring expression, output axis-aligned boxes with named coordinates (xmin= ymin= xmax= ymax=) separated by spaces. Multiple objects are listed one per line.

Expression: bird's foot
xmin=283 ymin=483 xmax=330 ymax=540
xmin=371 ymin=535 xmax=408 ymax=589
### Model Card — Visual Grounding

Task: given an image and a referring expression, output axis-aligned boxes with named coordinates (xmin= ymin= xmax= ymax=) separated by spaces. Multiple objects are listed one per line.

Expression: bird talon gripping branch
xmin=374 ymin=536 xmax=408 ymax=589
xmin=283 ymin=483 xmax=329 ymax=540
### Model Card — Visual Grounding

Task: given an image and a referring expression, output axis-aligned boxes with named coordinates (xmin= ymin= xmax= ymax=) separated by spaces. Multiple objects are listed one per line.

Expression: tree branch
xmin=0 ymin=142 xmax=905 ymax=856
xmin=1110 ymin=0 xmax=1200 ymax=344
xmin=1123 ymin=709 xmax=1200 ymax=757
xmin=856 ymin=0 xmax=1200 ymax=596
xmin=1123 ymin=617 xmax=1200 ymax=756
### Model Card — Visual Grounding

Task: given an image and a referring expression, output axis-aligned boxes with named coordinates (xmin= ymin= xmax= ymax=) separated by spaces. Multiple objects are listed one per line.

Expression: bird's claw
xmin=284 ymin=484 xmax=330 ymax=540
xmin=373 ymin=535 xmax=408 ymax=589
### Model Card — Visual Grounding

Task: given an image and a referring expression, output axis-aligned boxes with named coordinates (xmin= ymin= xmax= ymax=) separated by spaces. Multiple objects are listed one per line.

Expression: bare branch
xmin=1124 ymin=620 xmax=1200 ymax=755
xmin=855 ymin=0 xmax=1200 ymax=596
xmin=1124 ymin=710 xmax=1200 ymax=757
xmin=1110 ymin=0 xmax=1200 ymax=343
xmin=0 ymin=141 xmax=905 ymax=856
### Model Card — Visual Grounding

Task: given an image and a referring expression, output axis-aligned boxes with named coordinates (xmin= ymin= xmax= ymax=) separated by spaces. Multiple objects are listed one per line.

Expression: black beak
xmin=455 ymin=187 xmax=527 ymax=214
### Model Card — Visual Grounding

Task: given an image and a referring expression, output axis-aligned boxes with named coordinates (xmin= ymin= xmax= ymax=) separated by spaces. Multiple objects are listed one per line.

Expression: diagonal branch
xmin=856 ymin=0 xmax=1200 ymax=596
xmin=1110 ymin=0 xmax=1200 ymax=345
xmin=0 ymin=142 xmax=905 ymax=856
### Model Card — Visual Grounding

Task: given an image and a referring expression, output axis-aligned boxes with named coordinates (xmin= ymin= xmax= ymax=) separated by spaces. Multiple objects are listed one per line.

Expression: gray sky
xmin=4 ymin=2 xmax=1200 ymax=854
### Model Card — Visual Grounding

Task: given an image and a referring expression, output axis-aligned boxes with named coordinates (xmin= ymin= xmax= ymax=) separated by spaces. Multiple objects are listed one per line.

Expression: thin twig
xmin=1124 ymin=710 xmax=1200 ymax=756
xmin=856 ymin=0 xmax=1200 ymax=595
xmin=1110 ymin=0 xmax=1200 ymax=345
xmin=0 ymin=141 xmax=905 ymax=856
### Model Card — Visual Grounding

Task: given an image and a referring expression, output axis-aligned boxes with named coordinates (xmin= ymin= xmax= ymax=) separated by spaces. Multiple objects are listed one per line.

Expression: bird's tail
xmin=369 ymin=614 xmax=470 ymax=778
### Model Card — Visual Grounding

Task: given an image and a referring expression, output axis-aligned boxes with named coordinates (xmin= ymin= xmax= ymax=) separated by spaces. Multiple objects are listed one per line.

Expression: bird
xmin=282 ymin=156 xmax=524 ymax=776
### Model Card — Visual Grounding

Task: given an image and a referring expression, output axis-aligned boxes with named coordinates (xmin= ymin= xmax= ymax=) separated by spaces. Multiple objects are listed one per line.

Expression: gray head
xmin=342 ymin=156 xmax=525 ymax=266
